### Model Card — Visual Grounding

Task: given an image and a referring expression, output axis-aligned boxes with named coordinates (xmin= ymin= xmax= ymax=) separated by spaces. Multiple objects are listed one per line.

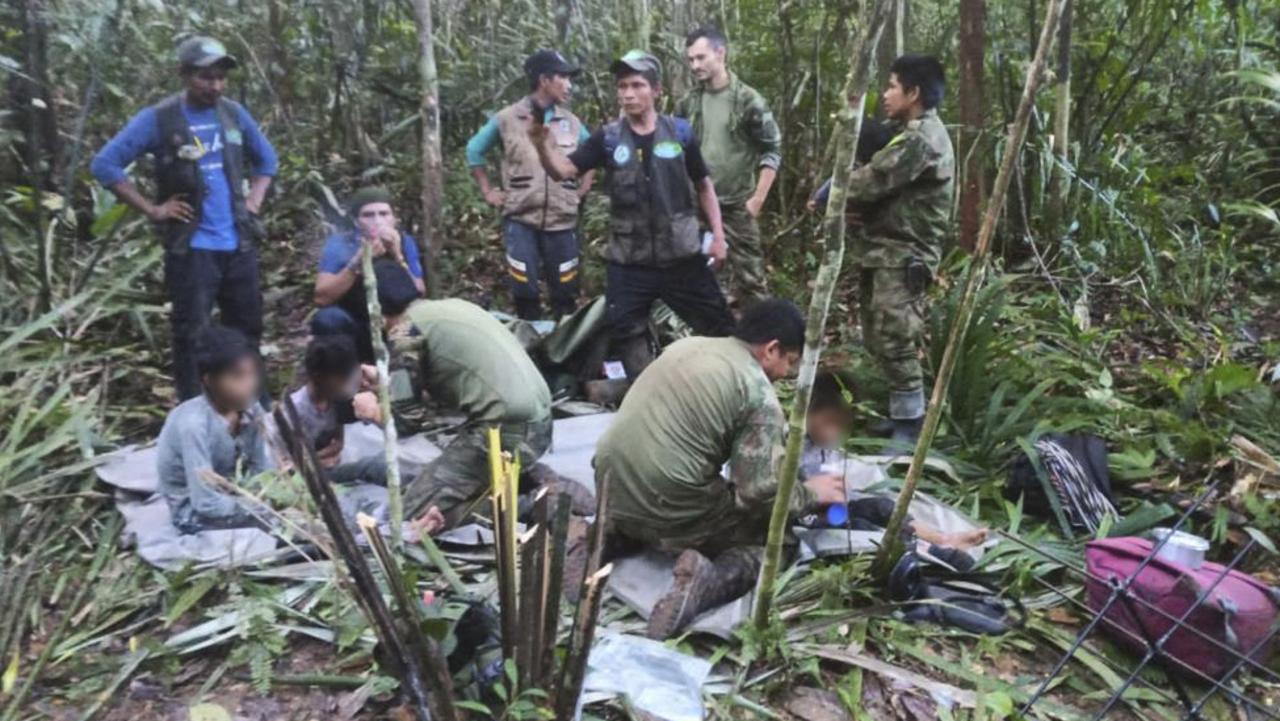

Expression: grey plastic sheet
xmin=580 ymin=633 xmax=712 ymax=721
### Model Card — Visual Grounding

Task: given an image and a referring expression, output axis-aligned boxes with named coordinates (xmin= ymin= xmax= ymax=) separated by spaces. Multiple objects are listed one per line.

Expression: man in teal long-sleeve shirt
xmin=466 ymin=49 xmax=594 ymax=320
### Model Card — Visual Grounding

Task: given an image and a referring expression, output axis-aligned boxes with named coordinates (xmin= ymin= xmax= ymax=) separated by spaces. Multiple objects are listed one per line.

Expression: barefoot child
xmin=803 ymin=368 xmax=988 ymax=550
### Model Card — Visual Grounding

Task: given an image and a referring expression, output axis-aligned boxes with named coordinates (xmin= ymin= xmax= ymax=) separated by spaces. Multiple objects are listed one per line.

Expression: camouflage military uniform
xmin=387 ymin=299 xmax=553 ymax=528
xmin=596 ymin=336 xmax=815 ymax=552
xmin=676 ymin=73 xmax=782 ymax=307
xmin=846 ymin=109 xmax=954 ymax=419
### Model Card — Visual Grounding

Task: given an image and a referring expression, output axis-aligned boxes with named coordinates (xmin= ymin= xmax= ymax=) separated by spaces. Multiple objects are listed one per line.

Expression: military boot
xmin=646 ymin=548 xmax=761 ymax=639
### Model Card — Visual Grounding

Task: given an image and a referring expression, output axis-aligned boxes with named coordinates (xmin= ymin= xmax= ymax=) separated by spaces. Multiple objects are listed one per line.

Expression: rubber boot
xmin=646 ymin=548 xmax=761 ymax=639
xmin=890 ymin=417 xmax=923 ymax=447
xmin=888 ymin=388 xmax=925 ymax=448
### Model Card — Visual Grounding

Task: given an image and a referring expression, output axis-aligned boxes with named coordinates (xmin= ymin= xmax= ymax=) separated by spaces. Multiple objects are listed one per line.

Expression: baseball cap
xmin=609 ymin=50 xmax=662 ymax=82
xmin=524 ymin=49 xmax=580 ymax=79
xmin=177 ymin=36 xmax=238 ymax=70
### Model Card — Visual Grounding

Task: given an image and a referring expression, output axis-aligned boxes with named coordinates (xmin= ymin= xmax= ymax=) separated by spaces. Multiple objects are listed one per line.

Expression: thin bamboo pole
xmin=752 ymin=0 xmax=896 ymax=631
xmin=361 ymin=243 xmax=403 ymax=548
xmin=358 ymin=515 xmax=460 ymax=721
xmin=873 ymin=0 xmax=1068 ymax=579
xmin=274 ymin=398 xmax=437 ymax=720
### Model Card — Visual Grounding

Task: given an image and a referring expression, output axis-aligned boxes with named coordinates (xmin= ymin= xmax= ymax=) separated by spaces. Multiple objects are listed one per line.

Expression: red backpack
xmin=1084 ymin=537 xmax=1279 ymax=680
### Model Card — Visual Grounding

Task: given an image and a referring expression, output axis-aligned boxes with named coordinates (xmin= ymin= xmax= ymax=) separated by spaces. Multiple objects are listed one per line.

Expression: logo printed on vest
xmin=225 ymin=128 xmax=243 ymax=145
xmin=613 ymin=144 xmax=631 ymax=165
xmin=653 ymin=140 xmax=683 ymax=159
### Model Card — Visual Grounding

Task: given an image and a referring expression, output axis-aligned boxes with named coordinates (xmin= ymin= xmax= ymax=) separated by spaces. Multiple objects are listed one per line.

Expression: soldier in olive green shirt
xmin=596 ymin=299 xmax=845 ymax=638
xmin=354 ymin=276 xmax=553 ymax=530
xmin=678 ymin=26 xmax=783 ymax=307
xmin=844 ymin=55 xmax=955 ymax=446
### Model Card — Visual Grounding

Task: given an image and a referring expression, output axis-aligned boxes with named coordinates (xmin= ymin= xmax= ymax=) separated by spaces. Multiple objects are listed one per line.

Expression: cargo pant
xmin=403 ymin=416 xmax=553 ymax=529
xmin=504 ymin=218 xmax=580 ymax=321
xmin=860 ymin=266 xmax=928 ymax=420
xmin=719 ymin=202 xmax=768 ymax=307
xmin=165 ymin=248 xmax=263 ymax=401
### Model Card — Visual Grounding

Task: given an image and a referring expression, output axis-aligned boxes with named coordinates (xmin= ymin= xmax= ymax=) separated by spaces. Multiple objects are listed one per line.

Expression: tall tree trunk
xmin=894 ymin=0 xmax=905 ymax=56
xmin=23 ymin=0 xmax=58 ymax=311
xmin=1046 ymin=0 xmax=1072 ymax=229
xmin=752 ymin=0 xmax=896 ymax=631
xmin=872 ymin=0 xmax=1068 ymax=579
xmin=412 ymin=0 xmax=444 ymax=296
xmin=957 ymin=0 xmax=986 ymax=252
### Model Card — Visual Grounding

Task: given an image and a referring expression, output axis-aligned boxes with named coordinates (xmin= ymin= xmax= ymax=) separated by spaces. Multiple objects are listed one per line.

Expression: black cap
xmin=177 ymin=36 xmax=238 ymax=70
xmin=524 ymin=49 xmax=580 ymax=79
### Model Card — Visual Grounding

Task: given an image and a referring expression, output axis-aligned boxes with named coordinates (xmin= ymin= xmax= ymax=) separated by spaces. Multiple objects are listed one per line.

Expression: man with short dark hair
xmin=845 ymin=54 xmax=954 ymax=444
xmin=156 ymin=325 xmax=272 ymax=533
xmin=678 ymin=26 xmax=783 ymax=307
xmin=530 ymin=50 xmax=735 ymax=378
xmin=352 ymin=288 xmax=553 ymax=531
xmin=312 ymin=187 xmax=425 ymax=361
xmin=92 ymin=36 xmax=277 ymax=400
xmin=594 ymin=298 xmax=846 ymax=638
xmin=466 ymin=50 xmax=594 ymax=320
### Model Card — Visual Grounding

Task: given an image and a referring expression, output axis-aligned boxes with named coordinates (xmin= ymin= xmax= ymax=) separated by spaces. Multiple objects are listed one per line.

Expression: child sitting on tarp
xmin=289 ymin=335 xmax=387 ymax=485
xmin=156 ymin=326 xmax=275 ymax=534
xmin=802 ymin=367 xmax=988 ymax=550
xmin=287 ymin=334 xmax=446 ymax=537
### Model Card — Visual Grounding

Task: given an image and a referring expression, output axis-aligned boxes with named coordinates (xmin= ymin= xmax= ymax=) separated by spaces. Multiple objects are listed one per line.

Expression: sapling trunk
xmin=872 ymin=0 xmax=1068 ymax=579
xmin=361 ymin=243 xmax=403 ymax=548
xmin=411 ymin=0 xmax=443 ymax=296
xmin=752 ymin=0 xmax=896 ymax=631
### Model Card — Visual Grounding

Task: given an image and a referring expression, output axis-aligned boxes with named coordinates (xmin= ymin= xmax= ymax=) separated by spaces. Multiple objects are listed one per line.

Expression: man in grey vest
xmin=92 ymin=36 xmax=278 ymax=400
xmin=466 ymin=49 xmax=594 ymax=320
xmin=530 ymin=50 xmax=734 ymax=377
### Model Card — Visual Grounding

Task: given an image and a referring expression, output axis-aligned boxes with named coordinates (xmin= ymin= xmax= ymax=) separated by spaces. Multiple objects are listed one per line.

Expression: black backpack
xmin=1006 ymin=433 xmax=1118 ymax=536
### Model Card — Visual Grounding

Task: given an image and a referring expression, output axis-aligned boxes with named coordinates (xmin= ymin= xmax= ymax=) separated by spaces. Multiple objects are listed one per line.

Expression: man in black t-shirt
xmin=530 ymin=50 xmax=734 ymax=378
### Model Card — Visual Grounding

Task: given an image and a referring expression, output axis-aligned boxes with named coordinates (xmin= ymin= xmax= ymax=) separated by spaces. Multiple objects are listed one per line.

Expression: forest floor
xmin=11 ymin=227 xmax=1280 ymax=721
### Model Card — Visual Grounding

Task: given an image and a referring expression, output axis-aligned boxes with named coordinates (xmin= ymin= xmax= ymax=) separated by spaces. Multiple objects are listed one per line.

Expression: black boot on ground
xmin=890 ymin=417 xmax=924 ymax=447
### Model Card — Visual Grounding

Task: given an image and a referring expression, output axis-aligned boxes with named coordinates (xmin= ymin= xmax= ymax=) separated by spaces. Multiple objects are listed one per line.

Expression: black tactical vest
xmin=601 ymin=115 xmax=701 ymax=266
xmin=153 ymin=93 xmax=257 ymax=253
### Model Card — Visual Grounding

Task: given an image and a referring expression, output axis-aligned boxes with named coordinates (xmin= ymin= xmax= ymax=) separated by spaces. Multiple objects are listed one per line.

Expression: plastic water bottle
xmin=825 ymin=502 xmax=849 ymax=528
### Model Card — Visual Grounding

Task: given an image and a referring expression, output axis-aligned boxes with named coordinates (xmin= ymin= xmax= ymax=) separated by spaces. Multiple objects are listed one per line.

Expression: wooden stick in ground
xmin=360 ymin=242 xmax=403 ymax=548
xmin=554 ymin=563 xmax=613 ymax=721
xmin=488 ymin=427 xmax=519 ymax=664
xmin=358 ymin=514 xmax=460 ymax=721
xmin=274 ymin=397 xmax=434 ymax=721
xmin=517 ymin=490 xmax=551 ymax=688
xmin=538 ymin=492 xmax=572 ymax=690
xmin=752 ymin=0 xmax=896 ymax=631
xmin=872 ymin=0 xmax=1068 ymax=579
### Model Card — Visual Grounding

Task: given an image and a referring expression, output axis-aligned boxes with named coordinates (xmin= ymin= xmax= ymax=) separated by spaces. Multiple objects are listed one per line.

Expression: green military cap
xmin=177 ymin=36 xmax=237 ymax=70
xmin=610 ymin=50 xmax=662 ymax=82
xmin=348 ymin=186 xmax=394 ymax=217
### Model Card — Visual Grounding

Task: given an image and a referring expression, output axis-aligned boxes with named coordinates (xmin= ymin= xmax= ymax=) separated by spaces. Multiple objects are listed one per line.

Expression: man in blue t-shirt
xmin=91 ymin=36 xmax=278 ymax=400
xmin=312 ymin=187 xmax=425 ymax=362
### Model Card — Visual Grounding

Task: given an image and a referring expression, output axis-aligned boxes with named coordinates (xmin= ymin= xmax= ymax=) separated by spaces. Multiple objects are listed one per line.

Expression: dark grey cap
xmin=609 ymin=50 xmax=662 ymax=82
xmin=177 ymin=36 xmax=238 ymax=70
xmin=524 ymin=49 xmax=580 ymax=79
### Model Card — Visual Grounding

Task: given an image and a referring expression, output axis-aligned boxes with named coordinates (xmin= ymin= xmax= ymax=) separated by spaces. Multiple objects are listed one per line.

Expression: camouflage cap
xmin=609 ymin=50 xmax=662 ymax=83
xmin=177 ymin=36 xmax=237 ymax=70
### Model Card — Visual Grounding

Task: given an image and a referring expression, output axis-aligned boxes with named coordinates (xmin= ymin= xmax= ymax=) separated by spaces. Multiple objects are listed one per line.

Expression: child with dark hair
xmin=156 ymin=325 xmax=274 ymax=533
xmin=798 ymin=367 xmax=988 ymax=550
xmin=287 ymin=335 xmax=388 ymax=486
